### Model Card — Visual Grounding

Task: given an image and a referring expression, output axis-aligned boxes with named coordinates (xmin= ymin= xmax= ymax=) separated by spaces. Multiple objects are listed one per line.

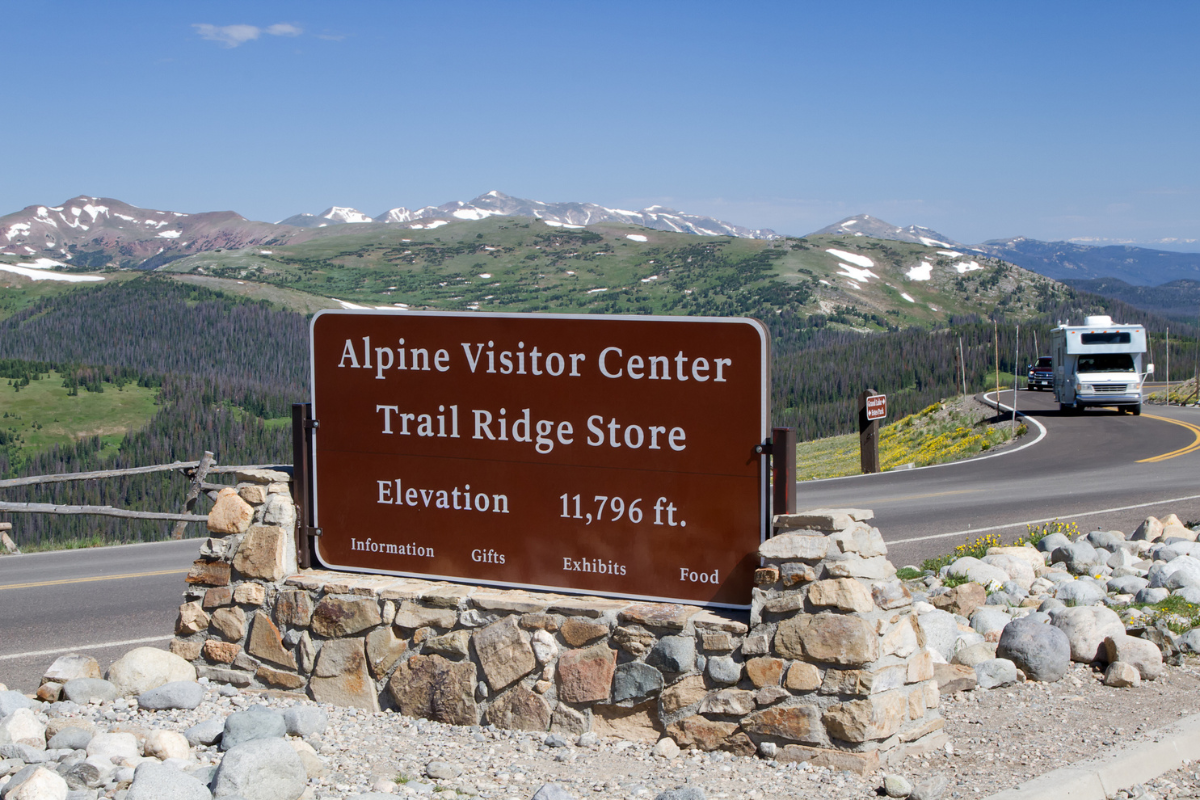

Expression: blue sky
xmin=4 ymin=1 xmax=1198 ymax=245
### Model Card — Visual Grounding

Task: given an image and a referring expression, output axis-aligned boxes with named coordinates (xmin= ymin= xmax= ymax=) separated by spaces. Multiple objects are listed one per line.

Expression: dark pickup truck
xmin=1027 ymin=356 xmax=1053 ymax=390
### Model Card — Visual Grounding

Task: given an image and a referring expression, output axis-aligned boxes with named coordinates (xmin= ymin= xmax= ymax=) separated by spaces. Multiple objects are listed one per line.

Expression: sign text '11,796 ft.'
xmin=308 ymin=310 xmax=770 ymax=609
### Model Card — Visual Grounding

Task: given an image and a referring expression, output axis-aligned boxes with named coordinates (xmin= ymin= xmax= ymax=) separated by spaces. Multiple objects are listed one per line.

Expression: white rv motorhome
xmin=1050 ymin=315 xmax=1153 ymax=415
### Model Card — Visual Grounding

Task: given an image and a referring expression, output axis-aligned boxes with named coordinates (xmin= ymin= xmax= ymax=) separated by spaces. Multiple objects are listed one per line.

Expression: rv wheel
xmin=1132 ymin=404 xmax=1141 ymax=416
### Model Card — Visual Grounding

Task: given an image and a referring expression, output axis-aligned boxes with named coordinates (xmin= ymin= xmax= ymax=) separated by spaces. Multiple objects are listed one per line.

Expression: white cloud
xmin=194 ymin=22 xmax=303 ymax=48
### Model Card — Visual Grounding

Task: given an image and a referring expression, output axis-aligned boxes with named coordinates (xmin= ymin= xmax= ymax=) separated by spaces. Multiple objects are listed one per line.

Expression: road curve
xmin=796 ymin=389 xmax=1200 ymax=569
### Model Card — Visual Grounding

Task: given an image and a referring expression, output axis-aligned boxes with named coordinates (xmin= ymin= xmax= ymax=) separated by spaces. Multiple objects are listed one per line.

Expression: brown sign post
xmin=858 ymin=390 xmax=886 ymax=474
xmin=309 ymin=310 xmax=770 ymax=609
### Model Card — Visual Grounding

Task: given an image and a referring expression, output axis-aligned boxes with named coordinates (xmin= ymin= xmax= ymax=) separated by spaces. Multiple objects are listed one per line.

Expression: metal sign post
xmin=859 ymin=391 xmax=886 ymax=474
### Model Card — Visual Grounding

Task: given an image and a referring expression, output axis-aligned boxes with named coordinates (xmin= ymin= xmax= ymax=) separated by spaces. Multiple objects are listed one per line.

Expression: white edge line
xmin=802 ymin=390 xmax=1048 ymax=485
xmin=0 ymin=635 xmax=172 ymax=662
xmin=891 ymin=492 xmax=1200 ymax=546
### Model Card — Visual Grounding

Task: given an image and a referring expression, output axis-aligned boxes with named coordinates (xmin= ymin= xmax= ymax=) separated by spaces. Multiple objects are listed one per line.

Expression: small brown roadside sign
xmin=309 ymin=310 xmax=770 ymax=609
xmin=866 ymin=394 xmax=887 ymax=421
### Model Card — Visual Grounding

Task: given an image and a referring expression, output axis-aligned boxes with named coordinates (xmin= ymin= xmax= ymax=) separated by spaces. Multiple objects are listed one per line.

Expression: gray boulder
xmin=974 ymin=658 xmax=1018 ymax=689
xmin=211 ymin=738 xmax=306 ymax=800
xmin=1037 ymin=533 xmax=1071 ymax=553
xmin=1050 ymin=606 xmax=1125 ymax=662
xmin=0 ymin=692 xmax=32 ymax=718
xmin=613 ymin=662 xmax=664 ymax=703
xmin=185 ymin=718 xmax=225 ymax=748
xmin=969 ymin=607 xmax=1011 ymax=638
xmin=282 ymin=707 xmax=327 ymax=738
xmin=128 ymin=762 xmax=213 ymax=800
xmin=1179 ymin=629 xmax=1200 ymax=654
xmin=1087 ymin=530 xmax=1126 ymax=549
xmin=62 ymin=679 xmax=117 ymax=705
xmin=655 ymin=789 xmax=706 ymax=800
xmin=531 ymin=786 xmax=578 ymax=800
xmin=1147 ymin=561 xmax=1186 ymax=589
xmin=47 ymin=727 xmax=93 ymax=751
xmin=996 ymin=616 xmax=1071 ymax=681
xmin=1135 ymin=587 xmax=1170 ymax=605
xmin=1038 ymin=598 xmax=1066 ymax=613
xmin=1054 ymin=580 xmax=1106 ymax=606
xmin=1051 ymin=541 xmax=1102 ymax=575
xmin=1174 ymin=586 xmax=1200 ymax=604
xmin=910 ymin=774 xmax=950 ymax=800
xmin=139 ymin=681 xmax=204 ymax=711
xmin=647 ymin=636 xmax=694 ymax=673
xmin=1107 ymin=575 xmax=1149 ymax=595
xmin=705 ymin=656 xmax=741 ymax=686
xmin=220 ymin=706 xmax=286 ymax=751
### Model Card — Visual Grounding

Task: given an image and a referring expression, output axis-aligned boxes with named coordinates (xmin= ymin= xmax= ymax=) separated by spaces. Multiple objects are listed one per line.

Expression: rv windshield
xmin=1077 ymin=353 xmax=1136 ymax=374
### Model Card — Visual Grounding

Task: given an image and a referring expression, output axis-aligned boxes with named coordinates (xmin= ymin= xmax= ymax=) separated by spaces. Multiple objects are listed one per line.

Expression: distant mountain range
xmin=278 ymin=190 xmax=781 ymax=240
xmin=1 ymin=196 xmax=1197 ymax=289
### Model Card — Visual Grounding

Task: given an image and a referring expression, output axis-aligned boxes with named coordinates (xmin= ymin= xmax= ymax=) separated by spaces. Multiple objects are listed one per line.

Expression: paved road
xmin=2 ymin=390 xmax=1197 ymax=694
xmin=0 ymin=539 xmax=198 ymax=693
xmin=798 ymin=389 xmax=1200 ymax=568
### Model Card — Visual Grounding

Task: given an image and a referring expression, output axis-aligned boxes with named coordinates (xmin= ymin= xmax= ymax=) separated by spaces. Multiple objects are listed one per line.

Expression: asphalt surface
xmin=799 ymin=389 xmax=1200 ymax=568
xmin=0 ymin=539 xmax=198 ymax=693
xmin=1 ymin=389 xmax=1198 ymax=694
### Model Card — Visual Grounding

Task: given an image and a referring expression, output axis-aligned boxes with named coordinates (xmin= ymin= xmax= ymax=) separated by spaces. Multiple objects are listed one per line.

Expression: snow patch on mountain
xmin=826 ymin=249 xmax=874 ymax=269
xmin=906 ymin=262 xmax=933 ymax=281
xmin=836 ymin=264 xmax=876 ymax=282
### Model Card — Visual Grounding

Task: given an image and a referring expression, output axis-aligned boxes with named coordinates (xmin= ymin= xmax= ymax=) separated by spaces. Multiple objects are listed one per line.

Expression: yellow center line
xmin=865 ymin=489 xmax=979 ymax=505
xmin=0 ymin=569 xmax=188 ymax=591
xmin=1138 ymin=414 xmax=1200 ymax=463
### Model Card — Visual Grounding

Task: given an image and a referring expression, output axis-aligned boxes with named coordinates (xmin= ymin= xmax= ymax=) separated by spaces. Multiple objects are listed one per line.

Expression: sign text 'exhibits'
xmin=310 ymin=311 xmax=769 ymax=607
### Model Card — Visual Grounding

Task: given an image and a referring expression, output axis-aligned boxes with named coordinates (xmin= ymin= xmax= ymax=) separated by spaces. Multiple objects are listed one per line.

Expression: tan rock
xmin=828 ymin=523 xmax=888 ymax=557
xmin=825 ymin=555 xmax=895 ymax=580
xmin=930 ymin=582 xmax=986 ymax=617
xmin=701 ymin=632 xmax=735 ymax=652
xmin=210 ymin=607 xmax=247 ymax=642
xmin=807 ymin=578 xmax=875 ymax=613
xmin=613 ymin=625 xmax=657 ymax=656
xmin=311 ymin=638 xmax=379 ymax=711
xmin=474 ymin=616 xmax=537 ymax=691
xmin=880 ymin=616 xmax=920 ymax=658
xmin=274 ymin=589 xmax=315 ymax=627
xmin=758 ymin=532 xmax=828 ymax=561
xmin=44 ymin=717 xmax=95 ymax=739
xmin=484 ymin=685 xmax=552 ymax=731
xmin=289 ymin=738 xmax=327 ymax=779
xmin=661 ymin=675 xmax=707 ymax=714
xmin=203 ymin=640 xmax=241 ymax=664
xmin=176 ymin=601 xmax=210 ymax=636
xmin=742 ymin=704 xmax=823 ymax=743
xmin=170 ymin=639 xmax=203 ymax=661
xmin=560 ymin=617 xmax=609 ymax=647
xmin=106 ymin=647 xmax=196 ymax=696
xmin=144 ymin=729 xmax=190 ymax=761
xmin=1104 ymin=661 xmax=1141 ymax=687
xmin=1131 ymin=516 xmax=1164 ymax=542
xmin=311 ymin=595 xmax=382 ymax=638
xmin=592 ymin=700 xmax=661 ymax=742
xmin=424 ymin=629 xmax=471 ymax=658
xmin=745 ymin=657 xmax=784 ymax=688
xmin=776 ymin=613 xmax=879 ymax=666
xmin=618 ymin=603 xmax=700 ymax=631
xmin=256 ymin=665 xmax=306 ymax=690
xmin=42 ymin=654 xmax=100 ymax=685
xmin=365 ymin=626 xmax=407 ymax=678
xmin=233 ymin=583 xmax=265 ymax=606
xmin=666 ymin=716 xmax=751 ymax=754
xmin=698 ymin=689 xmax=755 ymax=716
xmin=207 ymin=487 xmax=254 ymax=534
xmin=933 ymin=663 xmax=977 ymax=693
xmin=781 ymin=562 xmax=818 ymax=586
xmin=393 ymin=600 xmax=456 ymax=630
xmin=519 ymin=613 xmax=560 ymax=632
xmin=785 ymin=662 xmax=822 ymax=691
xmin=203 ymin=586 xmax=234 ymax=608
xmin=871 ymin=580 xmax=913 ymax=610
xmin=777 ymin=745 xmax=879 ymax=775
xmin=820 ymin=664 xmax=906 ymax=696
xmin=36 ymin=682 xmax=61 ymax=702
xmin=246 ymin=611 xmax=296 ymax=669
xmin=822 ymin=689 xmax=907 ymax=742
xmin=557 ymin=644 xmax=617 ymax=704
xmin=1104 ymin=634 xmax=1163 ymax=680
xmin=238 ymin=484 xmax=267 ymax=504
xmin=387 ymin=654 xmax=478 ymax=725
xmin=907 ymin=648 xmax=935 ymax=683
xmin=985 ymin=545 xmax=1045 ymax=573
xmin=232 ymin=526 xmax=287 ymax=581
xmin=186 ymin=559 xmax=231 ymax=586
xmin=550 ymin=703 xmax=589 ymax=736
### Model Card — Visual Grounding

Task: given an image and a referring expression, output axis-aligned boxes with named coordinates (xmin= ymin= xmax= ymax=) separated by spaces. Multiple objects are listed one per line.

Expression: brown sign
xmin=866 ymin=394 xmax=887 ymax=421
xmin=309 ymin=310 xmax=769 ymax=608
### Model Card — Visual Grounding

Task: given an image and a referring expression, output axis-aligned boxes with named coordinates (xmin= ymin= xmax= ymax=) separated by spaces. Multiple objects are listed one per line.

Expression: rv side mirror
xmin=1146 ymin=364 xmax=1155 ymax=375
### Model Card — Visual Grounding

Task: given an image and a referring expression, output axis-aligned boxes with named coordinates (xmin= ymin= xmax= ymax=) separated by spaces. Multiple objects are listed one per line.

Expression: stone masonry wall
xmin=173 ymin=490 xmax=944 ymax=776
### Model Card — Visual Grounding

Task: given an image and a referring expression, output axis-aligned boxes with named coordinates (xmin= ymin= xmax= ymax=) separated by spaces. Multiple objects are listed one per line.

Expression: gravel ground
xmin=15 ymin=656 xmax=1200 ymax=800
